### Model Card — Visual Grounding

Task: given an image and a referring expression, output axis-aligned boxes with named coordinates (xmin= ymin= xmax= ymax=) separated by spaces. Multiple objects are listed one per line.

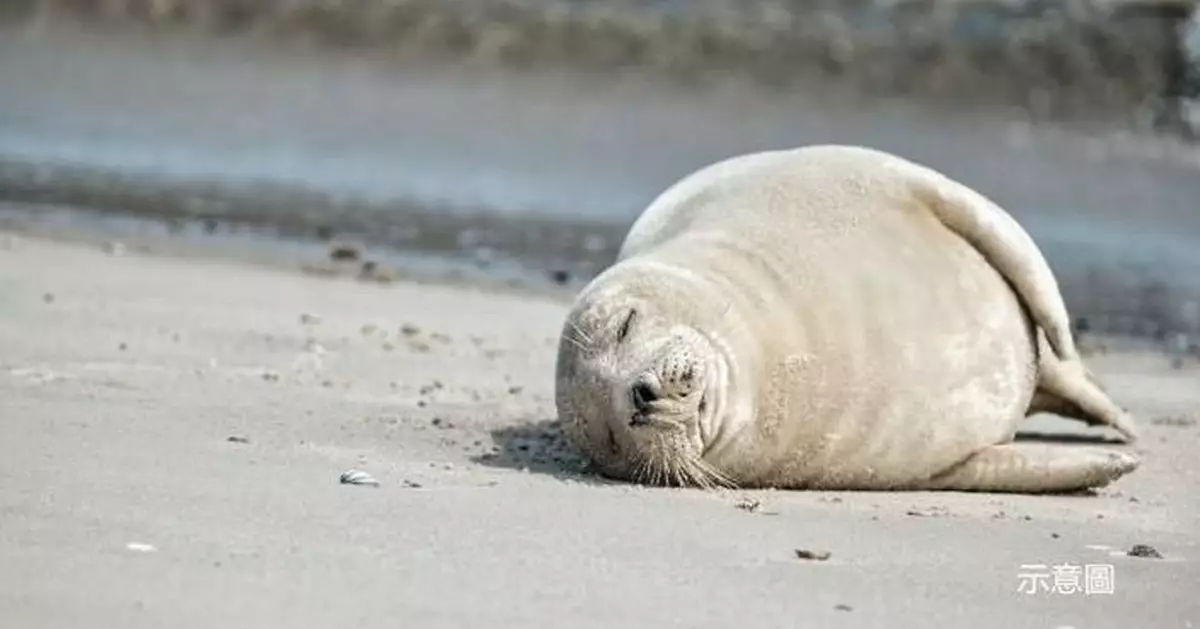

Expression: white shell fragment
xmin=125 ymin=542 xmax=157 ymax=553
xmin=340 ymin=469 xmax=381 ymax=487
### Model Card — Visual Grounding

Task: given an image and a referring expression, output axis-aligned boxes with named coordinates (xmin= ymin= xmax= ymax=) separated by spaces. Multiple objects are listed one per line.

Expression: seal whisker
xmin=561 ymin=334 xmax=587 ymax=352
xmin=691 ymin=457 xmax=737 ymax=490
xmin=566 ymin=320 xmax=594 ymax=347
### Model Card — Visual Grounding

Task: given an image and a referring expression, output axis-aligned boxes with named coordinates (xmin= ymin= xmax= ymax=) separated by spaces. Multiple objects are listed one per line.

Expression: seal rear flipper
xmin=1032 ymin=350 xmax=1141 ymax=443
xmin=923 ymin=444 xmax=1139 ymax=493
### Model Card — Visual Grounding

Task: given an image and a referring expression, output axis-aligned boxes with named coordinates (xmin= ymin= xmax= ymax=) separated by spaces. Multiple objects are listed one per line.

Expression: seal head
xmin=555 ymin=265 xmax=743 ymax=488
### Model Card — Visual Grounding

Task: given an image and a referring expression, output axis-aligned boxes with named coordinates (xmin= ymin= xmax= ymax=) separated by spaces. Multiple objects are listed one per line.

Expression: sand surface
xmin=1 ymin=231 xmax=1197 ymax=628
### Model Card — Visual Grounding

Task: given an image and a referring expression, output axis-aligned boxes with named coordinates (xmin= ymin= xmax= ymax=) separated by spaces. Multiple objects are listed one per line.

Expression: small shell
xmin=340 ymin=469 xmax=380 ymax=487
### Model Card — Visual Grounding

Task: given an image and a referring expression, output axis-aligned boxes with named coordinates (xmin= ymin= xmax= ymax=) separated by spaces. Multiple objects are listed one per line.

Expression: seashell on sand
xmin=340 ymin=469 xmax=381 ymax=487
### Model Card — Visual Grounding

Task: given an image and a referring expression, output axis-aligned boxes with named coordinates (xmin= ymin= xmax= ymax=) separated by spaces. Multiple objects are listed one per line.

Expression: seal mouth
xmin=628 ymin=411 xmax=686 ymax=430
xmin=695 ymin=392 xmax=711 ymax=447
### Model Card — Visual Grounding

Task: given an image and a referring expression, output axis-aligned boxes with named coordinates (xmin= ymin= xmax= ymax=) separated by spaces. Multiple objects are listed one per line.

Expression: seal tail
xmin=898 ymin=162 xmax=1079 ymax=365
xmin=901 ymin=166 xmax=1141 ymax=443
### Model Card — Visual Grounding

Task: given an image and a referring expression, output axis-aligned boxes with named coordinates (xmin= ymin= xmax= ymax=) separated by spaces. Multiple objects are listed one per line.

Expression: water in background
xmin=0 ymin=15 xmax=1198 ymax=336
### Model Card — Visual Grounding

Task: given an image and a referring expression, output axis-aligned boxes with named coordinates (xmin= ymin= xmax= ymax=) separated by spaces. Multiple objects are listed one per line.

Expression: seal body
xmin=555 ymin=145 xmax=1139 ymax=493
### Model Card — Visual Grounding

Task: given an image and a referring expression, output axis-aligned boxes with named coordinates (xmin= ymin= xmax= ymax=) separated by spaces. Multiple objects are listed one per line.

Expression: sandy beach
xmin=1 ymin=229 xmax=1196 ymax=628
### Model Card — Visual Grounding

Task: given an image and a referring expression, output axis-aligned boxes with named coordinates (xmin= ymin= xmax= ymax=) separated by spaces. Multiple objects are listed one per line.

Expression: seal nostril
xmin=631 ymin=381 xmax=658 ymax=411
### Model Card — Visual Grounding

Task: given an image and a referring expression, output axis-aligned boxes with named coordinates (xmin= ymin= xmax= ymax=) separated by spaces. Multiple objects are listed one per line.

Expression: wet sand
xmin=1 ymin=229 xmax=1197 ymax=628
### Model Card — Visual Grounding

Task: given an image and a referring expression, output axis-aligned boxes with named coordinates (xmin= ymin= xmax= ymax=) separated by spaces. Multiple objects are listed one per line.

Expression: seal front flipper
xmin=922 ymin=443 xmax=1140 ymax=493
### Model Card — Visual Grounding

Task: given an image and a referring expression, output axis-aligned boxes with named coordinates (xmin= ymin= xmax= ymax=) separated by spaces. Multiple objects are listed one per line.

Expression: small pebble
xmin=299 ymin=313 xmax=322 ymax=325
xmin=735 ymin=498 xmax=762 ymax=512
xmin=226 ymin=436 xmax=250 ymax=444
xmin=834 ymin=604 xmax=853 ymax=612
xmin=358 ymin=261 xmax=396 ymax=284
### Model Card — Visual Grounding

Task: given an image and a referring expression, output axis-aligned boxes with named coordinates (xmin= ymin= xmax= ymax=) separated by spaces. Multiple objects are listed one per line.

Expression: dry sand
xmin=1 ymin=230 xmax=1197 ymax=628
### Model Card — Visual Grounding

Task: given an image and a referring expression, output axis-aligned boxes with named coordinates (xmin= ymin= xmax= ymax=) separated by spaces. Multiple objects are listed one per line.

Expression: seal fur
xmin=554 ymin=144 xmax=1140 ymax=493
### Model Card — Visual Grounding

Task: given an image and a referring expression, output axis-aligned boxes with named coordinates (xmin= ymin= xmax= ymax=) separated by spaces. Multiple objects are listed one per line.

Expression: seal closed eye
xmin=617 ymin=308 xmax=637 ymax=342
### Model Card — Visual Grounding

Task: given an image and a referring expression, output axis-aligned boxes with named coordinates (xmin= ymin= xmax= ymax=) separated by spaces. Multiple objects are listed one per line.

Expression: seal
xmin=554 ymin=144 xmax=1141 ymax=493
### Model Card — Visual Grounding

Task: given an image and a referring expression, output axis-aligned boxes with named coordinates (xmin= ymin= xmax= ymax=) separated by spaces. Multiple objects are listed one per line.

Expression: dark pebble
xmin=794 ymin=549 xmax=832 ymax=561
xmin=1128 ymin=544 xmax=1164 ymax=559
xmin=329 ymin=245 xmax=361 ymax=262
xmin=549 ymin=269 xmax=571 ymax=285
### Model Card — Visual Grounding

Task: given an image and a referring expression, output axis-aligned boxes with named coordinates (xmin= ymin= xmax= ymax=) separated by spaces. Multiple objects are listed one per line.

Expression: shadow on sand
xmin=469 ymin=417 xmax=620 ymax=487
xmin=472 ymin=419 xmax=1132 ymax=495
xmin=1013 ymin=430 xmax=1130 ymax=445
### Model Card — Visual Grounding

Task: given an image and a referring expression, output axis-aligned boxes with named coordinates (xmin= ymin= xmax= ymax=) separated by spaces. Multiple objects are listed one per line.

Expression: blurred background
xmin=1 ymin=0 xmax=1198 ymax=341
